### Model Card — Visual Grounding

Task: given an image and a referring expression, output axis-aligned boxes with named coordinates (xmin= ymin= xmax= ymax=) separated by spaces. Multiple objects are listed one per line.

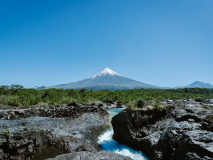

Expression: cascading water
xmin=98 ymin=108 xmax=149 ymax=160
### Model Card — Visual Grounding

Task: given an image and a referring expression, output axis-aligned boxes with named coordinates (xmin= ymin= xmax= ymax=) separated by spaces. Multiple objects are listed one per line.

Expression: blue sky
xmin=0 ymin=0 xmax=213 ymax=88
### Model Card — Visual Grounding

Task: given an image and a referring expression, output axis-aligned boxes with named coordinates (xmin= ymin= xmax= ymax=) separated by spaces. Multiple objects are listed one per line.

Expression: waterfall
xmin=98 ymin=108 xmax=149 ymax=160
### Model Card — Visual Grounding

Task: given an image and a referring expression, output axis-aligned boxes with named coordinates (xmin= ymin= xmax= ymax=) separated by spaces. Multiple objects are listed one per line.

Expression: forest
xmin=0 ymin=85 xmax=213 ymax=107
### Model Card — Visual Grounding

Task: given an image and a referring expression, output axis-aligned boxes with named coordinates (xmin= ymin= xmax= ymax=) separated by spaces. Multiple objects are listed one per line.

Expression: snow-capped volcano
xmin=51 ymin=68 xmax=158 ymax=90
xmin=93 ymin=68 xmax=121 ymax=78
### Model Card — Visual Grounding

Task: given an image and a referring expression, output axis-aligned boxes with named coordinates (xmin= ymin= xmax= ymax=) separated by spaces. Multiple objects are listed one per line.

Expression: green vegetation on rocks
xmin=4 ymin=129 xmax=10 ymax=137
xmin=136 ymin=98 xmax=146 ymax=108
xmin=0 ymin=85 xmax=213 ymax=107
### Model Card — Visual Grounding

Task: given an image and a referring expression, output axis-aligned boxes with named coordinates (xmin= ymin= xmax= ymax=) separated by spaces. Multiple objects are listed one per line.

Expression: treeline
xmin=0 ymin=85 xmax=213 ymax=107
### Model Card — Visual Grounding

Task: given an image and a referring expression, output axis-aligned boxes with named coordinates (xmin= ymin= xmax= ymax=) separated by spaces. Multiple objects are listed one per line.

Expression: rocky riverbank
xmin=112 ymin=99 xmax=213 ymax=160
xmin=0 ymin=101 xmax=128 ymax=160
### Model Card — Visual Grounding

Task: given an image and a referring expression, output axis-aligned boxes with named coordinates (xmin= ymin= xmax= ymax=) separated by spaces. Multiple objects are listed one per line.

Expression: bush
xmin=7 ymin=96 xmax=20 ymax=106
xmin=195 ymin=97 xmax=204 ymax=102
xmin=126 ymin=103 xmax=137 ymax=113
xmin=4 ymin=129 xmax=10 ymax=137
xmin=0 ymin=95 xmax=8 ymax=105
xmin=136 ymin=98 xmax=145 ymax=108
xmin=154 ymin=100 xmax=162 ymax=109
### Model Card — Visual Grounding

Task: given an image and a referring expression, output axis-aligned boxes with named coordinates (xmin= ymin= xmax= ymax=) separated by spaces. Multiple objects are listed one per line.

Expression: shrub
xmin=7 ymin=96 xmax=20 ymax=106
xmin=0 ymin=95 xmax=8 ymax=105
xmin=126 ymin=103 xmax=137 ymax=113
xmin=136 ymin=98 xmax=145 ymax=108
xmin=127 ymin=103 xmax=135 ymax=110
xmin=195 ymin=97 xmax=204 ymax=102
xmin=154 ymin=100 xmax=162 ymax=109
xmin=4 ymin=129 xmax=10 ymax=137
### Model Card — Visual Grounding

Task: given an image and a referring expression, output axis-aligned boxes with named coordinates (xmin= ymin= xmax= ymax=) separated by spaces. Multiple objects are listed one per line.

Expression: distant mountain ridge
xmin=186 ymin=81 xmax=213 ymax=88
xmin=176 ymin=81 xmax=213 ymax=89
xmin=50 ymin=68 xmax=158 ymax=90
xmin=50 ymin=68 xmax=213 ymax=90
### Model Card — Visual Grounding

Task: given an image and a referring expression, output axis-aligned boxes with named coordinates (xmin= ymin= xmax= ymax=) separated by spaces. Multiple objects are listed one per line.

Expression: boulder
xmin=112 ymin=101 xmax=213 ymax=160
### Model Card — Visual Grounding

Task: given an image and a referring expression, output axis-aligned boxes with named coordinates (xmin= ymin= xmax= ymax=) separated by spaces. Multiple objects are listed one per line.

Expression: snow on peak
xmin=93 ymin=68 xmax=120 ymax=78
xmin=101 ymin=68 xmax=119 ymax=75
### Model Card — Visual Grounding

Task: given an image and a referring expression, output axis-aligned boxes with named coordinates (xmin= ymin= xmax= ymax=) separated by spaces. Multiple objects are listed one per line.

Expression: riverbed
xmin=98 ymin=108 xmax=149 ymax=160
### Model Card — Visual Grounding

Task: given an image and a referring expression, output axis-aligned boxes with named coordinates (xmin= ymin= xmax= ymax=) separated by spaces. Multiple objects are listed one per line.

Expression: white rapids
xmin=97 ymin=108 xmax=149 ymax=160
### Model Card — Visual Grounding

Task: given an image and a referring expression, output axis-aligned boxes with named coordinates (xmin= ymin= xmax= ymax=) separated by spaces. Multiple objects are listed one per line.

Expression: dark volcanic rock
xmin=0 ymin=129 xmax=61 ymax=160
xmin=0 ymin=103 xmax=127 ymax=160
xmin=0 ymin=101 xmax=117 ymax=120
xmin=47 ymin=150 xmax=132 ymax=160
xmin=0 ymin=128 xmax=100 ymax=160
xmin=174 ymin=130 xmax=213 ymax=160
xmin=112 ymin=101 xmax=213 ymax=160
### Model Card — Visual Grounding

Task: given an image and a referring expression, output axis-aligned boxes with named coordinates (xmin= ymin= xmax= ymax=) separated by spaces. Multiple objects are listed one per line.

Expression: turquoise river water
xmin=98 ymin=108 xmax=149 ymax=160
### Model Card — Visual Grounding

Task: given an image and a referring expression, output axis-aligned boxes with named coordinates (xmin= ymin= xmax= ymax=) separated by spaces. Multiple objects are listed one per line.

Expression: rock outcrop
xmin=0 ymin=102 xmax=128 ymax=160
xmin=47 ymin=151 xmax=132 ymax=160
xmin=112 ymin=99 xmax=213 ymax=160
xmin=0 ymin=101 xmax=121 ymax=120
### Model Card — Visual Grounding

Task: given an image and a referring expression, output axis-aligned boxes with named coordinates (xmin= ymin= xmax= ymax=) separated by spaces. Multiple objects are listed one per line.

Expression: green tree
xmin=136 ymin=98 xmax=145 ymax=108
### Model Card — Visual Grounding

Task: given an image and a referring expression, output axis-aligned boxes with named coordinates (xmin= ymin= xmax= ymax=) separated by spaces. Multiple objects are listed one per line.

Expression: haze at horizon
xmin=0 ymin=0 xmax=213 ymax=88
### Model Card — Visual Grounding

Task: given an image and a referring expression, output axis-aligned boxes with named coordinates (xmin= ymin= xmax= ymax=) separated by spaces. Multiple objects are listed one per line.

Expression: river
xmin=98 ymin=108 xmax=149 ymax=160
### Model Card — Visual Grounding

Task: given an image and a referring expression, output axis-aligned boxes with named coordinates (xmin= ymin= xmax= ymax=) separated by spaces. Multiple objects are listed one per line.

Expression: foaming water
xmin=98 ymin=108 xmax=149 ymax=160
xmin=107 ymin=108 xmax=125 ymax=116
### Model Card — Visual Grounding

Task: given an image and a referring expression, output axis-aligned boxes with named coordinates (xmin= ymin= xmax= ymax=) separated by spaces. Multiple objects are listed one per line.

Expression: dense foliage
xmin=0 ymin=85 xmax=213 ymax=107
xmin=136 ymin=98 xmax=146 ymax=108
